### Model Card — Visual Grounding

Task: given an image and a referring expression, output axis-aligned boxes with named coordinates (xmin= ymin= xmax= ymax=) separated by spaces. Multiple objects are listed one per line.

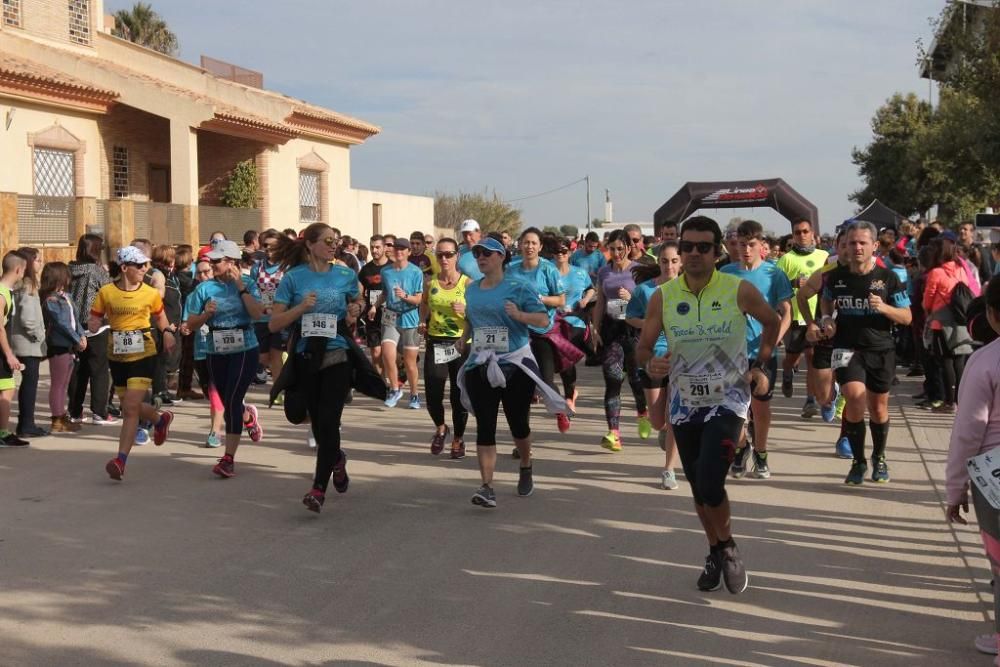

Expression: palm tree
xmin=112 ymin=2 xmax=178 ymax=56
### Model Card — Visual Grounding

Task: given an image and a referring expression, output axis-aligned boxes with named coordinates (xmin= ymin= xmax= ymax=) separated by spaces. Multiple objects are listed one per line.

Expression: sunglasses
xmin=209 ymin=258 xmax=228 ymax=265
xmin=436 ymin=251 xmax=457 ymax=259
xmin=472 ymin=247 xmax=500 ymax=258
xmin=555 ymin=248 xmax=570 ymax=255
xmin=122 ymin=262 xmax=146 ymax=269
xmin=384 ymin=243 xmax=395 ymax=248
xmin=679 ymin=241 xmax=715 ymax=254
xmin=319 ymin=237 xmax=337 ymax=246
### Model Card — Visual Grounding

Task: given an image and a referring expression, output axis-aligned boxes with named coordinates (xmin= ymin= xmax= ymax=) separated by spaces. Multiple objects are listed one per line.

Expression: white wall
xmin=348 ymin=188 xmax=434 ymax=240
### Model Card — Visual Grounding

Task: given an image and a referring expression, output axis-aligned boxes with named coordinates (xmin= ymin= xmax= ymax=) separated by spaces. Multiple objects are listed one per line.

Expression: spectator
xmin=68 ymin=234 xmax=115 ymax=425
xmin=40 ymin=261 xmax=85 ymax=433
xmin=151 ymin=245 xmax=181 ymax=405
xmin=172 ymin=245 xmax=201 ymax=401
xmin=0 ymin=251 xmax=28 ymax=446
xmin=923 ymin=238 xmax=974 ymax=413
xmin=10 ymin=247 xmax=46 ymax=438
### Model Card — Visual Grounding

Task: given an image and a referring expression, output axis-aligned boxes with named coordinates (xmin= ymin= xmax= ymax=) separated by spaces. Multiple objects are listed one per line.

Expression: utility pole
xmin=586 ymin=175 xmax=591 ymax=233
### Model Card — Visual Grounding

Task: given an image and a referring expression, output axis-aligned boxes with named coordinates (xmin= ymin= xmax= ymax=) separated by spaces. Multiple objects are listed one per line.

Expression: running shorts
xmin=834 ymin=348 xmax=895 ymax=394
xmin=382 ymin=323 xmax=420 ymax=349
xmin=638 ymin=368 xmax=669 ymax=389
xmin=749 ymin=356 xmax=778 ymax=402
xmin=253 ymin=322 xmax=286 ymax=354
xmin=812 ymin=344 xmax=833 ymax=370
xmin=110 ymin=356 xmax=156 ymax=394
xmin=784 ymin=324 xmax=813 ymax=355
xmin=0 ymin=351 xmax=14 ymax=391
xmin=673 ymin=414 xmax=744 ymax=507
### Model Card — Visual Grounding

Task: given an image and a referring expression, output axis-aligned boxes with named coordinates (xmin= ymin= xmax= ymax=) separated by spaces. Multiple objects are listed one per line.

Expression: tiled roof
xmin=0 ymin=52 xmax=118 ymax=102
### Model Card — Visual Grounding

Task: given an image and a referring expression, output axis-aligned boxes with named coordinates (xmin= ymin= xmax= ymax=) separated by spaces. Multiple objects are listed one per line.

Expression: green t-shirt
xmin=776 ymin=248 xmax=829 ymax=324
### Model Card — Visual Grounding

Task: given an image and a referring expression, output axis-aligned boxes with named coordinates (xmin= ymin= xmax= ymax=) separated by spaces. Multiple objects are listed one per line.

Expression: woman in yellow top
xmin=418 ymin=237 xmax=469 ymax=459
xmin=89 ymin=246 xmax=176 ymax=481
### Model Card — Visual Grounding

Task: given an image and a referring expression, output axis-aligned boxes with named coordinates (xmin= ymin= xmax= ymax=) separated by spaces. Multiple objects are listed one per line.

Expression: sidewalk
xmin=0 ymin=367 xmax=989 ymax=666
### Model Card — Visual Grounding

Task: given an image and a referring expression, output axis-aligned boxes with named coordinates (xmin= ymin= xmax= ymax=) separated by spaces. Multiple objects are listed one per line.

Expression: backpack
xmin=949 ymin=281 xmax=975 ymax=326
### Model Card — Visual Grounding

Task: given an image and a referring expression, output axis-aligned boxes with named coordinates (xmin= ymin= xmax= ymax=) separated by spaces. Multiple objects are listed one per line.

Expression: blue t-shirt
xmin=559 ymin=265 xmax=592 ymax=329
xmin=457 ymin=246 xmax=485 ymax=281
xmin=249 ymin=260 xmax=283 ymax=323
xmin=380 ymin=262 xmax=424 ymax=329
xmin=182 ymin=290 xmax=208 ymax=361
xmin=274 ymin=264 xmax=359 ymax=352
xmin=570 ymin=248 xmax=607 ymax=279
xmin=891 ymin=264 xmax=908 ymax=288
xmin=185 ymin=276 xmax=261 ymax=355
xmin=464 ymin=277 xmax=547 ymax=368
xmin=626 ymin=279 xmax=668 ymax=356
xmin=505 ymin=257 xmax=565 ymax=334
xmin=721 ymin=261 xmax=794 ymax=358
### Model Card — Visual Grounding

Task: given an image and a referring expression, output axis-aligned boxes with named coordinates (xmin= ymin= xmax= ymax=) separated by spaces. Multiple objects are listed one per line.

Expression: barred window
xmin=3 ymin=0 xmax=21 ymax=27
xmin=299 ymin=170 xmax=320 ymax=223
xmin=34 ymin=148 xmax=75 ymax=197
xmin=112 ymin=146 xmax=129 ymax=198
xmin=68 ymin=0 xmax=90 ymax=45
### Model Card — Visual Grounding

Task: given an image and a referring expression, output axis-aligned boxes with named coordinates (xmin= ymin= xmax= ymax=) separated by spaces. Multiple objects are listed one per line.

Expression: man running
xmin=457 ymin=219 xmax=485 ymax=281
xmin=637 ymin=216 xmax=779 ymax=595
xmin=817 ymin=221 xmax=911 ymax=485
xmin=379 ymin=238 xmax=424 ymax=409
xmin=359 ymin=234 xmax=390 ymax=376
xmin=571 ymin=231 xmax=607 ymax=281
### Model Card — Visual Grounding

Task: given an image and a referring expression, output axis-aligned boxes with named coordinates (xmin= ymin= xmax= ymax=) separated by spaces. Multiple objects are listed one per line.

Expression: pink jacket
xmin=923 ymin=261 xmax=970 ymax=330
xmin=945 ymin=338 xmax=1000 ymax=505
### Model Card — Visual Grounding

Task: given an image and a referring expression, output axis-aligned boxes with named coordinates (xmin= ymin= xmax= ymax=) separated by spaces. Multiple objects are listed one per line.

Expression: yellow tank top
xmin=427 ymin=275 xmax=467 ymax=338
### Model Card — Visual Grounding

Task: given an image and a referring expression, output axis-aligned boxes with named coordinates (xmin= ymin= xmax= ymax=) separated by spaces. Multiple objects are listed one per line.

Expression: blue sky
xmin=108 ymin=0 xmax=945 ymax=234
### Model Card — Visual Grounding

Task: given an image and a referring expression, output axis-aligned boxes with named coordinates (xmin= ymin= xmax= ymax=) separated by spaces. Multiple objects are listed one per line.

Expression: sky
xmin=108 ymin=0 xmax=946 ymax=235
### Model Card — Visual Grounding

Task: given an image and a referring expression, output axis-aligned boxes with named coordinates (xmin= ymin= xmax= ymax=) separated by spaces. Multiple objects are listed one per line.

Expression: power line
xmin=503 ymin=177 xmax=587 ymax=203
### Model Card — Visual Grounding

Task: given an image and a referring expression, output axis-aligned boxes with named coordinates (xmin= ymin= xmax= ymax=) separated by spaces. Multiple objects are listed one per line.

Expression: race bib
xmin=606 ymin=299 xmax=628 ymax=320
xmin=212 ymin=328 xmax=245 ymax=354
xmin=259 ymin=291 xmax=275 ymax=309
xmin=968 ymin=450 xmax=1000 ymax=510
xmin=831 ymin=348 xmax=855 ymax=370
xmin=112 ymin=330 xmax=145 ymax=355
xmin=302 ymin=313 xmax=338 ymax=338
xmin=677 ymin=371 xmax=727 ymax=408
xmin=382 ymin=309 xmax=398 ymax=328
xmin=433 ymin=341 xmax=461 ymax=364
xmin=369 ymin=289 xmax=382 ymax=306
xmin=473 ymin=326 xmax=509 ymax=353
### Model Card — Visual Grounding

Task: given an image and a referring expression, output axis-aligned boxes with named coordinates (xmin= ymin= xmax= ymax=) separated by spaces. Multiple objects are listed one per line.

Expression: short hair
xmin=662 ymin=219 xmax=679 ymax=229
xmin=409 ymin=231 xmax=425 ymax=241
xmin=243 ymin=230 xmax=258 ymax=245
xmin=736 ymin=220 xmax=765 ymax=241
xmin=370 ymin=234 xmax=385 ymax=244
xmin=846 ymin=220 xmax=878 ymax=242
xmin=584 ymin=231 xmax=600 ymax=243
xmin=680 ymin=215 xmax=722 ymax=246
xmin=2 ymin=250 xmax=27 ymax=274
xmin=152 ymin=245 xmax=176 ymax=270
xmin=623 ymin=223 xmax=642 ymax=236
xmin=792 ymin=218 xmax=814 ymax=231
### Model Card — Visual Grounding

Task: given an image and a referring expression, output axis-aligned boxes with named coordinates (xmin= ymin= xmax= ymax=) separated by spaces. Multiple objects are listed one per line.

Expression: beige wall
xmin=348 ymin=188 xmax=434 ymax=240
xmin=263 ymin=137 xmax=351 ymax=232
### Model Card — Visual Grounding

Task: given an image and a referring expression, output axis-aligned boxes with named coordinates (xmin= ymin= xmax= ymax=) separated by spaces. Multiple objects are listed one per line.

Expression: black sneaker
xmin=781 ymin=371 xmax=793 ymax=398
xmin=517 ymin=466 xmax=534 ymax=497
xmin=17 ymin=425 xmax=49 ymax=438
xmin=719 ymin=541 xmax=749 ymax=594
xmin=0 ymin=433 xmax=30 ymax=447
xmin=108 ymin=404 xmax=122 ymax=418
xmin=730 ymin=446 xmax=748 ymax=478
xmin=696 ymin=552 xmax=722 ymax=591
xmin=471 ymin=484 xmax=497 ymax=508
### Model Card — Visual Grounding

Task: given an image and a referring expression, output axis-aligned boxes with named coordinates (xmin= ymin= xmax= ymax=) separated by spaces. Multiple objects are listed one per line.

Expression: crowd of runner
xmin=1 ymin=215 xmax=999 ymax=631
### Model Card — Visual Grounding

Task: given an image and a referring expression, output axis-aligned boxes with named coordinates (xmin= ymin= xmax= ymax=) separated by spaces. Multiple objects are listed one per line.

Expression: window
xmin=112 ymin=146 xmax=129 ymax=198
xmin=34 ymin=148 xmax=75 ymax=197
xmin=299 ymin=170 xmax=319 ymax=222
xmin=68 ymin=0 xmax=90 ymax=45
xmin=3 ymin=0 xmax=21 ymax=27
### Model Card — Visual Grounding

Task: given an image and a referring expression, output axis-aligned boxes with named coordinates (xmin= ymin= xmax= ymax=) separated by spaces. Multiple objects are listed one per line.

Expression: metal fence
xmin=17 ymin=195 xmax=75 ymax=244
xmin=134 ymin=201 xmax=186 ymax=246
xmin=199 ymin=206 xmax=262 ymax=245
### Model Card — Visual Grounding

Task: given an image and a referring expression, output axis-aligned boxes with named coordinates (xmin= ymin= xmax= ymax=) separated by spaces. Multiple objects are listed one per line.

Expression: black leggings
xmin=68 ymin=329 xmax=110 ymax=419
xmin=300 ymin=360 xmax=352 ymax=491
xmin=206 ymin=347 xmax=257 ymax=435
xmin=600 ymin=320 xmax=647 ymax=430
xmin=559 ymin=326 xmax=588 ymax=398
xmin=674 ymin=414 xmax=744 ymax=507
xmin=16 ymin=356 xmax=42 ymax=431
xmin=932 ymin=330 xmax=967 ymax=404
xmin=423 ymin=337 xmax=468 ymax=438
xmin=530 ymin=335 xmax=558 ymax=392
xmin=465 ymin=364 xmax=535 ymax=446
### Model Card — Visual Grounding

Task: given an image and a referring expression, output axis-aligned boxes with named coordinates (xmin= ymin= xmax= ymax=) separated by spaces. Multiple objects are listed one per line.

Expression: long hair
xmin=152 ymin=245 xmax=176 ymax=272
xmin=75 ymin=233 xmax=104 ymax=264
xmin=271 ymin=222 xmax=331 ymax=271
xmin=632 ymin=240 xmax=679 ymax=284
xmin=16 ymin=246 xmax=40 ymax=293
xmin=39 ymin=261 xmax=71 ymax=303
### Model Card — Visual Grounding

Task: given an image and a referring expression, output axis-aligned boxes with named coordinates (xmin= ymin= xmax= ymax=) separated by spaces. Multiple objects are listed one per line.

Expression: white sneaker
xmin=308 ymin=435 xmax=316 ymax=449
xmin=90 ymin=413 xmax=120 ymax=426
xmin=661 ymin=469 xmax=679 ymax=490
xmin=975 ymin=633 xmax=999 ymax=655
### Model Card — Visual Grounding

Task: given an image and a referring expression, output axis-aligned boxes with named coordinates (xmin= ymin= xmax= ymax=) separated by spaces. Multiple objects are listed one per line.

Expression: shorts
xmin=784 ymin=324 xmax=813 ymax=355
xmin=812 ymin=344 xmax=833 ymax=370
xmin=253 ymin=322 xmax=286 ymax=354
xmin=109 ymin=355 xmax=156 ymax=394
xmin=638 ymin=368 xmax=669 ymax=389
xmin=0 ymin=351 xmax=13 ymax=391
xmin=364 ymin=312 xmax=383 ymax=349
xmin=834 ymin=348 xmax=895 ymax=394
xmin=672 ymin=414 xmax=744 ymax=507
xmin=749 ymin=356 xmax=777 ymax=401
xmin=382 ymin=323 xmax=420 ymax=349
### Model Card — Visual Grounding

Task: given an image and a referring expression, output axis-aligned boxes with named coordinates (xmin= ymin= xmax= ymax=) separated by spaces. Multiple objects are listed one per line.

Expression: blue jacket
xmin=43 ymin=293 xmax=84 ymax=351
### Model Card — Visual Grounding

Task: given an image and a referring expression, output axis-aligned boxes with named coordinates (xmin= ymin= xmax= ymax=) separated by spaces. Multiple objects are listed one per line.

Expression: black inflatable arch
xmin=653 ymin=179 xmax=819 ymax=233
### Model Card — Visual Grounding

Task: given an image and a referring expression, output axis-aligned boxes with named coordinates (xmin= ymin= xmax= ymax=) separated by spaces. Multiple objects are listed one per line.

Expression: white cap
xmin=459 ymin=219 xmax=480 ymax=233
xmin=205 ymin=240 xmax=242 ymax=260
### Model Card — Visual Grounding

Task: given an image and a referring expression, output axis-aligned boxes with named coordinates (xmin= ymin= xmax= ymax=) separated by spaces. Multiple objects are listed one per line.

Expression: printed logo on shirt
xmin=677 ymin=302 xmax=691 ymax=315
xmin=711 ymin=300 xmax=722 ymax=311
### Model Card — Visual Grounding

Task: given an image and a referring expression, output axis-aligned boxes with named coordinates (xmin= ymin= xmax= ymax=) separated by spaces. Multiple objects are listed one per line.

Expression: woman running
xmin=419 ymin=237 xmax=469 ymax=459
xmin=250 ymin=229 xmax=286 ymax=390
xmin=184 ymin=240 xmax=264 ymax=477
xmin=183 ymin=258 xmax=225 ymax=447
xmin=458 ymin=236 xmax=566 ymax=508
xmin=625 ymin=241 xmax=681 ymax=489
xmin=90 ymin=246 xmax=176 ymax=481
xmin=591 ymin=230 xmax=650 ymax=451
xmin=269 ymin=223 xmax=365 ymax=513
xmin=551 ymin=236 xmax=594 ymax=417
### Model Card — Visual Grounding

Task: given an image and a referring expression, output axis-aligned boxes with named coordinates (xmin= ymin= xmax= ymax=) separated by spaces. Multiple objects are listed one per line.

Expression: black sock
xmin=844 ymin=419 xmax=866 ymax=462
xmin=710 ymin=542 xmax=722 ymax=554
xmin=869 ymin=420 xmax=889 ymax=460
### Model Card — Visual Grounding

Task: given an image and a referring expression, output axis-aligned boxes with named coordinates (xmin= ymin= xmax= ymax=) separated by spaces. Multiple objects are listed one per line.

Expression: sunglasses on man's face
xmin=436 ymin=251 xmax=457 ymax=259
xmin=209 ymin=258 xmax=228 ymax=265
xmin=472 ymin=247 xmax=499 ymax=258
xmin=679 ymin=241 xmax=715 ymax=254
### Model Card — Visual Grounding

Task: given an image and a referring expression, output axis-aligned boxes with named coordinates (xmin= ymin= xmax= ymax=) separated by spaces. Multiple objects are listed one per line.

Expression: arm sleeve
xmin=90 ymin=289 xmax=106 ymax=317
xmin=186 ymin=284 xmax=205 ymax=316
xmin=45 ymin=299 xmax=80 ymax=344
xmin=21 ymin=293 xmax=46 ymax=342
xmin=518 ymin=283 xmax=547 ymax=315
xmin=774 ymin=272 xmax=794 ymax=304
xmin=888 ymin=272 xmax=910 ymax=307
xmin=274 ymin=273 xmax=294 ymax=306
xmin=242 ymin=275 xmax=261 ymax=300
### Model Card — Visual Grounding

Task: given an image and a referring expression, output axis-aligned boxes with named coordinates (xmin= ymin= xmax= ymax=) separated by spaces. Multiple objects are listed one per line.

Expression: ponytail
xmin=271 ymin=222 xmax=331 ymax=271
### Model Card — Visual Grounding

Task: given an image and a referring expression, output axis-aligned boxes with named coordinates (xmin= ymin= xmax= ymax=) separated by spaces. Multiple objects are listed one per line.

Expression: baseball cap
xmin=206 ymin=240 xmax=243 ymax=260
xmin=117 ymin=246 xmax=150 ymax=265
xmin=391 ymin=237 xmax=411 ymax=250
xmin=460 ymin=219 xmax=480 ymax=233
xmin=472 ymin=237 xmax=506 ymax=254
xmin=941 ymin=230 xmax=958 ymax=243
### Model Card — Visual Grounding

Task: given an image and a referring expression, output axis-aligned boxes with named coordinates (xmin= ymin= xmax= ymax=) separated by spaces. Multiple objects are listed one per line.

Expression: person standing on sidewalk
xmin=637 ymin=216 xmax=780 ymax=595
xmin=68 ymin=234 xmax=116 ymax=425
xmin=40 ymin=262 xmax=86 ymax=434
xmin=11 ymin=247 xmax=48 ymax=439
xmin=0 ymin=251 xmax=28 ymax=448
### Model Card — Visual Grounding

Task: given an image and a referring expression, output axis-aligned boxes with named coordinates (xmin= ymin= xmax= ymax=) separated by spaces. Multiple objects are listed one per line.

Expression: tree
xmin=434 ymin=190 xmax=523 ymax=238
xmin=113 ymin=2 xmax=178 ymax=56
xmin=559 ymin=224 xmax=579 ymax=238
xmin=542 ymin=226 xmax=561 ymax=237
xmin=221 ymin=160 xmax=259 ymax=209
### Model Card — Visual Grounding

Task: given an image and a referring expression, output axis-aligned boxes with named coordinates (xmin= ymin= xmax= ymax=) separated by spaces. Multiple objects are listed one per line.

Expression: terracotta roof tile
xmin=0 ymin=52 xmax=118 ymax=100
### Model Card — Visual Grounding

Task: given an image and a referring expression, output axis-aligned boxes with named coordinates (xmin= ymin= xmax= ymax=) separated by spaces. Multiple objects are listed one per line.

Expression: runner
xmin=358 ymin=234 xmax=390 ymax=376
xmin=570 ymin=231 xmax=607 ymax=281
xmin=457 ymin=236 xmax=566 ymax=508
xmin=591 ymin=230 xmax=650 ymax=451
xmin=419 ymin=237 xmax=469 ymax=459
xmin=553 ymin=236 xmax=594 ymax=416
xmin=183 ymin=259 xmax=225 ymax=447
xmin=637 ymin=215 xmax=780 ymax=595
xmin=816 ymin=221 xmax=912 ymax=485
xmin=625 ymin=241 xmax=681 ymax=489
xmin=378 ymin=237 xmax=424 ymax=409
xmin=269 ymin=223 xmax=366 ymax=512
xmin=184 ymin=240 xmax=264 ymax=477
xmin=250 ymin=229 xmax=286 ymax=389
xmin=457 ymin=219 xmax=485 ymax=281
xmin=408 ymin=231 xmax=433 ymax=275
xmin=721 ymin=220 xmax=793 ymax=479
xmin=89 ymin=246 xmax=176 ymax=480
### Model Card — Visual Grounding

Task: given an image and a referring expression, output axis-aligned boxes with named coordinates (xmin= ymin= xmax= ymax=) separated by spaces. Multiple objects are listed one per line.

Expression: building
xmin=920 ymin=0 xmax=995 ymax=81
xmin=0 ymin=0 xmax=433 ymax=259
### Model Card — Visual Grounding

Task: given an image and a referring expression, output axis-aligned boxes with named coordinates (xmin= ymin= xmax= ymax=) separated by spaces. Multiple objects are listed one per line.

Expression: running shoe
xmin=431 ymin=426 xmax=450 ymax=455
xmin=90 ymin=413 xmax=119 ymax=426
xmin=975 ymin=633 xmax=999 ymax=655
xmin=696 ymin=552 xmax=722 ymax=591
xmin=781 ymin=370 xmax=793 ymax=398
xmin=556 ymin=413 xmax=571 ymax=433
xmin=17 ymin=425 xmax=49 ymax=438
xmin=751 ymin=451 xmax=770 ymax=479
xmin=517 ymin=466 xmax=534 ymax=497
xmin=601 ymin=430 xmax=623 ymax=452
xmin=871 ymin=456 xmax=890 ymax=483
xmin=134 ymin=428 xmax=150 ymax=446
xmin=408 ymin=394 xmax=421 ymax=410
xmin=0 ymin=433 xmax=30 ymax=447
xmin=800 ymin=399 xmax=819 ymax=419
xmin=205 ymin=431 xmax=222 ymax=448
xmin=637 ymin=415 xmax=653 ymax=440
xmin=821 ymin=384 xmax=839 ymax=423
xmin=834 ymin=392 xmax=846 ymax=419
xmin=152 ymin=411 xmax=173 ymax=446
xmin=661 ymin=469 xmax=679 ymax=490
xmin=920 ymin=400 xmax=943 ymax=411
xmin=384 ymin=388 xmax=403 ymax=409
xmin=450 ymin=439 xmax=466 ymax=460
xmin=471 ymin=484 xmax=497 ymax=508
xmin=933 ymin=402 xmax=956 ymax=414
xmin=658 ymin=429 xmax=668 ymax=452
xmin=105 ymin=457 xmax=125 ymax=480
xmin=253 ymin=368 xmax=268 ymax=385
xmin=836 ymin=436 xmax=853 ymax=459
xmin=730 ymin=446 xmax=748 ymax=478
xmin=845 ymin=460 xmax=867 ymax=486
xmin=720 ymin=541 xmax=749 ymax=594
xmin=331 ymin=452 xmax=349 ymax=493
xmin=158 ymin=393 xmax=177 ymax=407
xmin=108 ymin=404 xmax=122 ymax=418
xmin=302 ymin=489 xmax=325 ymax=513
xmin=273 ymin=392 xmax=284 ymax=406
xmin=213 ymin=455 xmax=235 ymax=478
xmin=243 ymin=405 xmax=263 ymax=442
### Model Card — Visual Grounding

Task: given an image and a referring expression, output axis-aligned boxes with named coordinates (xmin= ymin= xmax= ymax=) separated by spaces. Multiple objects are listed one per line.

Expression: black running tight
xmin=299 ymin=360 xmax=352 ymax=492
xmin=465 ymin=364 xmax=535 ymax=446
xmin=206 ymin=347 xmax=257 ymax=435
xmin=423 ymin=337 xmax=468 ymax=438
